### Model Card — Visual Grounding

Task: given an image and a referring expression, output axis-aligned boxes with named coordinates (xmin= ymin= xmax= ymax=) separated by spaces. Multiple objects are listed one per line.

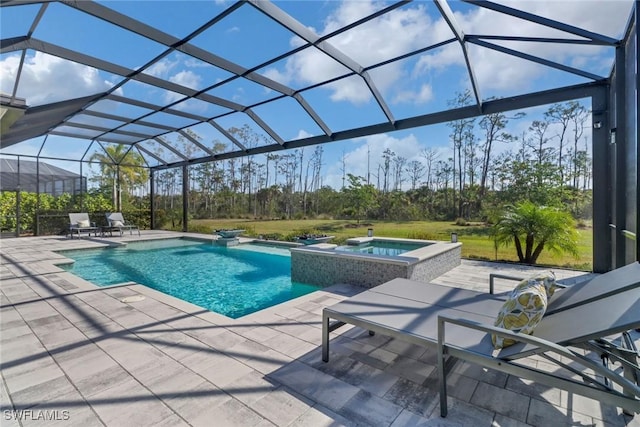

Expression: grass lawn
xmin=189 ymin=218 xmax=593 ymax=271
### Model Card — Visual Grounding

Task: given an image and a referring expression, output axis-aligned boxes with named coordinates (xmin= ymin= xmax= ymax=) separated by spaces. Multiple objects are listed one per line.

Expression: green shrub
xmin=454 ymin=217 xmax=469 ymax=226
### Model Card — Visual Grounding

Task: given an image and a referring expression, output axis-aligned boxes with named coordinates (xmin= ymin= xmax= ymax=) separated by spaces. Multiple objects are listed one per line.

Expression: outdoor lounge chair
xmin=322 ymin=262 xmax=640 ymax=416
xmin=105 ymin=212 xmax=140 ymax=237
xmin=68 ymin=213 xmax=99 ymax=239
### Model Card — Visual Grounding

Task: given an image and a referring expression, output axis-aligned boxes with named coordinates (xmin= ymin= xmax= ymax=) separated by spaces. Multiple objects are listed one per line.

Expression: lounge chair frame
xmin=322 ymin=262 xmax=640 ymax=416
xmin=68 ymin=213 xmax=98 ymax=239
xmin=105 ymin=212 xmax=140 ymax=237
xmin=437 ymin=316 xmax=640 ymax=416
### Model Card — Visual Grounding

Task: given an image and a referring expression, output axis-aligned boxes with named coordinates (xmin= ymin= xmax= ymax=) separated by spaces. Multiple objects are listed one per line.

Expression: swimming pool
xmin=58 ymin=238 xmax=320 ymax=318
xmin=335 ymin=240 xmax=429 ymax=256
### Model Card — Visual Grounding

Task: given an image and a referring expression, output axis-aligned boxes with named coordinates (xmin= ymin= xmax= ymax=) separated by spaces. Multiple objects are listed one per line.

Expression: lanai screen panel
xmin=0 ymin=0 xmax=632 ymax=168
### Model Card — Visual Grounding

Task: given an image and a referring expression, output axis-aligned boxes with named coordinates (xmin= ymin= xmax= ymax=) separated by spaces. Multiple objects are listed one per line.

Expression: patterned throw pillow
xmin=492 ymin=271 xmax=556 ymax=349
xmin=529 ymin=270 xmax=558 ymax=297
xmin=77 ymin=219 xmax=90 ymax=228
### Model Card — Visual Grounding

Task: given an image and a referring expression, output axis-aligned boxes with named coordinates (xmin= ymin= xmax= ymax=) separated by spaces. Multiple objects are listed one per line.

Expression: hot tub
xmin=290 ymin=237 xmax=461 ymax=288
xmin=335 ymin=240 xmax=430 ymax=256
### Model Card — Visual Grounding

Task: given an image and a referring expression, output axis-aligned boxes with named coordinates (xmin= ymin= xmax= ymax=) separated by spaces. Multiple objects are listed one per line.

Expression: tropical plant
xmin=89 ymin=144 xmax=148 ymax=210
xmin=492 ymin=201 xmax=579 ymax=264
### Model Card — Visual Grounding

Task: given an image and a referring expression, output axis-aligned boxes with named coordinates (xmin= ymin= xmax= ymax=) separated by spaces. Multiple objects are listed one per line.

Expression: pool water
xmin=58 ymin=238 xmax=319 ymax=318
xmin=335 ymin=240 xmax=428 ymax=256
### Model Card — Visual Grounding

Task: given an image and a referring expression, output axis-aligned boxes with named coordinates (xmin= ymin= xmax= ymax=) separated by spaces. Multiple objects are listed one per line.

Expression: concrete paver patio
xmin=0 ymin=231 xmax=638 ymax=426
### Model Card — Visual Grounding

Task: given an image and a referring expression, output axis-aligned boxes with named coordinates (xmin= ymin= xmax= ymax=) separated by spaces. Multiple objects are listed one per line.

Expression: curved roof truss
xmin=0 ymin=0 xmax=629 ymax=169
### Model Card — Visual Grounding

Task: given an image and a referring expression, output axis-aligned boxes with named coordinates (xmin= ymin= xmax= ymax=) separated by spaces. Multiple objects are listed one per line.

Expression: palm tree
xmin=89 ymin=144 xmax=148 ymax=211
xmin=492 ymin=201 xmax=579 ymax=264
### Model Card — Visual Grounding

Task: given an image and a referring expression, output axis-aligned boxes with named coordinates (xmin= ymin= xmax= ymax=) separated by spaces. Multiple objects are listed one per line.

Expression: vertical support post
xmin=437 ymin=317 xmax=448 ymax=417
xmin=15 ymin=157 xmax=20 ymax=237
xmin=150 ymin=168 xmax=155 ymax=230
xmin=592 ymin=86 xmax=612 ymax=273
xmin=15 ymin=190 xmax=21 ymax=237
xmin=116 ymin=164 xmax=121 ymax=212
xmin=35 ymin=136 xmax=45 ymax=236
xmin=636 ymin=4 xmax=640 ymax=262
xmin=79 ymin=161 xmax=84 ymax=211
xmin=36 ymin=158 xmax=40 ymax=236
xmin=614 ymin=46 xmax=628 ymax=268
xmin=322 ymin=312 xmax=330 ymax=362
xmin=182 ymin=164 xmax=188 ymax=232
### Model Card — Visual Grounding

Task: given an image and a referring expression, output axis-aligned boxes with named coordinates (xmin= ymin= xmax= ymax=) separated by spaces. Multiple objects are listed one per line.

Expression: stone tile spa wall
xmin=291 ymin=242 xmax=461 ymax=288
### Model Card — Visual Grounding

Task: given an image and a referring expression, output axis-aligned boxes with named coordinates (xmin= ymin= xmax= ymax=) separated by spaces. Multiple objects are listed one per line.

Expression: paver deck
xmin=0 ymin=231 xmax=638 ymax=426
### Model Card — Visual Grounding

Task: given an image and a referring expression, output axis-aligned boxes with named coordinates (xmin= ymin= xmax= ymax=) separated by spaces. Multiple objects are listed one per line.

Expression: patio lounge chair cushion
xmin=492 ymin=272 xmax=556 ymax=348
xmin=110 ymin=220 xmax=124 ymax=227
xmin=77 ymin=219 xmax=90 ymax=228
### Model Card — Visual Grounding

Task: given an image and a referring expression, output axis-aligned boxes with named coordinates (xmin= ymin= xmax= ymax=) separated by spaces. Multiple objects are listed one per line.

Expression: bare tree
xmin=310 ymin=146 xmax=324 ymax=214
xmin=528 ymin=119 xmax=554 ymax=187
xmin=381 ymin=148 xmax=395 ymax=193
xmin=298 ymin=148 xmax=305 ymax=193
xmin=340 ymin=149 xmax=348 ymax=190
xmin=447 ymin=90 xmax=476 ymax=217
xmin=478 ymin=109 xmax=524 ymax=199
xmin=265 ymin=153 xmax=279 ymax=188
xmin=570 ymin=105 xmax=589 ymax=188
xmin=406 ymin=160 xmax=425 ymax=190
xmin=420 ymin=147 xmax=440 ymax=191
xmin=366 ymin=144 xmax=371 ymax=185
xmin=393 ymin=155 xmax=407 ymax=191
xmin=545 ymin=102 xmax=581 ymax=184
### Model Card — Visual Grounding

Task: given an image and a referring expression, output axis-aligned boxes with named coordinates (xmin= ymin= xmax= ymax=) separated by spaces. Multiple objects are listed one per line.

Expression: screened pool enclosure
xmin=0 ymin=0 xmax=638 ymax=272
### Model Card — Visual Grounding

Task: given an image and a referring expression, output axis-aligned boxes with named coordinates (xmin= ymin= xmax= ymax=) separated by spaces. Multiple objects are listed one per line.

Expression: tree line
xmin=148 ymin=95 xmax=592 ymax=223
xmin=1 ymin=95 xmax=590 ymax=231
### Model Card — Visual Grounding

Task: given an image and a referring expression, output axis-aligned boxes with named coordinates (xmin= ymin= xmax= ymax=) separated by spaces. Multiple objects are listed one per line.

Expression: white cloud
xmin=264 ymin=0 xmax=630 ymax=105
xmin=499 ymin=0 xmax=632 ymax=40
xmin=170 ymin=70 xmax=202 ymax=89
xmin=417 ymin=1 xmax=632 ymax=93
xmin=171 ymin=98 xmax=210 ymax=114
xmin=184 ymin=58 xmax=212 ymax=68
xmin=165 ymin=70 xmax=202 ymax=104
xmin=263 ymin=1 xmax=448 ymax=105
xmin=231 ymin=87 xmax=245 ymax=103
xmin=261 ymin=66 xmax=289 ymax=85
xmin=295 ymin=129 xmax=314 ymax=139
xmin=144 ymin=57 xmax=179 ymax=78
xmin=0 ymin=52 xmax=113 ymax=107
xmin=393 ymin=84 xmax=434 ymax=105
xmin=327 ymin=75 xmax=370 ymax=104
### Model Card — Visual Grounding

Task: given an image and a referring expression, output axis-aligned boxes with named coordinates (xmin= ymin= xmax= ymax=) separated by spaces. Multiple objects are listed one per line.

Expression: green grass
xmin=189 ymin=218 xmax=593 ymax=271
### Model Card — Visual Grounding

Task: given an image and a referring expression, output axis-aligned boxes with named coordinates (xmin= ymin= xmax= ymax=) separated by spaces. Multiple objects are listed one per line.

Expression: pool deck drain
xmin=0 ymin=230 xmax=635 ymax=427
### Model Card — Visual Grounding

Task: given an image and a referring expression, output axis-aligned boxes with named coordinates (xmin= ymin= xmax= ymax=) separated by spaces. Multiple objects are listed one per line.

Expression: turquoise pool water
xmin=335 ymin=240 xmax=429 ymax=256
xmin=58 ymin=239 xmax=319 ymax=318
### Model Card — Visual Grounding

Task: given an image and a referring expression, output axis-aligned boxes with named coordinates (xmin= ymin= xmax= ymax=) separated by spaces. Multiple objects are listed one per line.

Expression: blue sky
xmin=0 ymin=0 xmax=634 ymax=189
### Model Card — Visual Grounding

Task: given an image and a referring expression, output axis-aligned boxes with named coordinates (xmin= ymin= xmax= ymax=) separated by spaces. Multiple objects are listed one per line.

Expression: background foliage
xmin=1 ymin=100 xmax=592 ymax=268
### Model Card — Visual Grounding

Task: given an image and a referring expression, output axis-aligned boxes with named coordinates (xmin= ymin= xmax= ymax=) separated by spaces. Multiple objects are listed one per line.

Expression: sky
xmin=0 ymin=0 xmax=634 ymax=189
